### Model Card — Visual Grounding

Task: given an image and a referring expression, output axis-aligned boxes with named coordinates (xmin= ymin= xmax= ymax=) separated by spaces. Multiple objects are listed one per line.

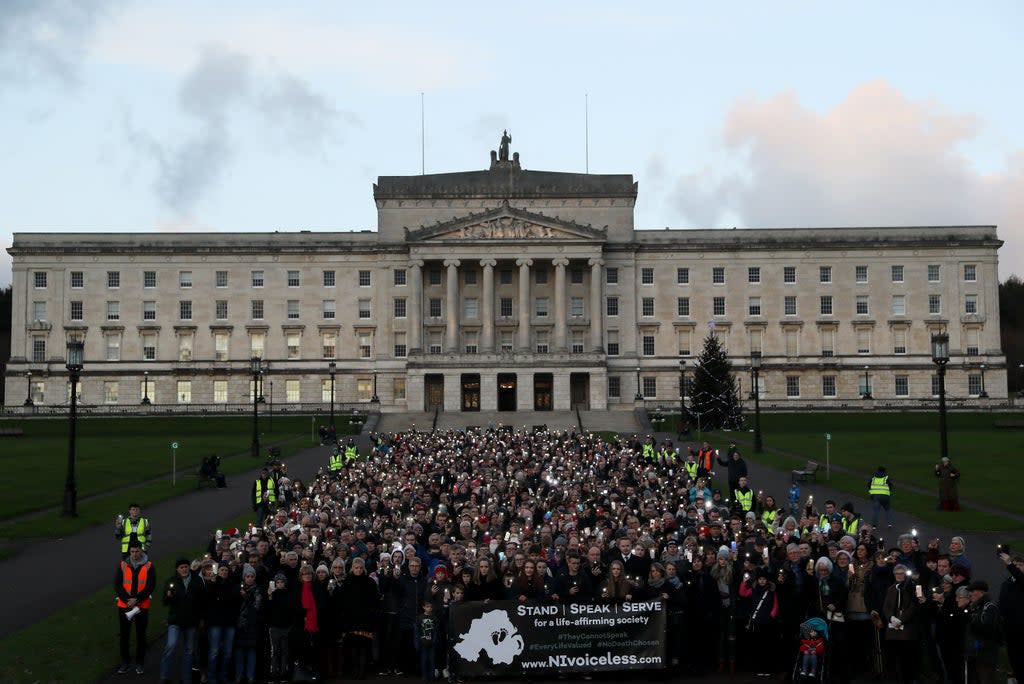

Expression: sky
xmin=1 ymin=1 xmax=1022 ymax=288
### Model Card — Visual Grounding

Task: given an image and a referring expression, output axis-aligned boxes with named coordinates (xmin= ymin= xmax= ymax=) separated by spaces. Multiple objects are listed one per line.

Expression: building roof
xmin=374 ymin=166 xmax=637 ymax=200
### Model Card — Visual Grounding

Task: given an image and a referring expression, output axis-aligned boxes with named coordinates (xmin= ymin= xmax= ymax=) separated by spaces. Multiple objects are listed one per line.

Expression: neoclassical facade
xmin=4 ymin=146 xmax=1006 ymax=410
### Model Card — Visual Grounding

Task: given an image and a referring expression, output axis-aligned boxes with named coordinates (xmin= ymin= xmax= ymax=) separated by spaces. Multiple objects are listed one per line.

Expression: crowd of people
xmin=112 ymin=426 xmax=1023 ymax=684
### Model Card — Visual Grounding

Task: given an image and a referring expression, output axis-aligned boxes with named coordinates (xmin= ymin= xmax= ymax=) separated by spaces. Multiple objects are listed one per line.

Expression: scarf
xmin=302 ymin=581 xmax=319 ymax=633
xmin=649 ymin=577 xmax=666 ymax=590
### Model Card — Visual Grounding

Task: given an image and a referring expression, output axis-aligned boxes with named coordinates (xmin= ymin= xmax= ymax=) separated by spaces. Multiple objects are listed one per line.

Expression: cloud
xmin=670 ymin=80 xmax=1024 ymax=278
xmin=0 ymin=0 xmax=119 ymax=89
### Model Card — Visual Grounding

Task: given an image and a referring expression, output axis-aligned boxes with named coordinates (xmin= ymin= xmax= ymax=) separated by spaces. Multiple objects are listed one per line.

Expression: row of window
xmin=626 ymin=263 xmax=980 ymax=287
xmin=34 ymin=269 xmax=383 ymax=290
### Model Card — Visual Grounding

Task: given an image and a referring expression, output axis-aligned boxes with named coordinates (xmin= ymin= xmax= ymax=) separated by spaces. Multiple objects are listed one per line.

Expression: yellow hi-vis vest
xmin=761 ymin=509 xmax=777 ymax=533
xmin=735 ymin=489 xmax=753 ymax=512
xmin=329 ymin=453 xmax=343 ymax=472
xmin=120 ymin=518 xmax=148 ymax=554
xmin=684 ymin=461 xmax=699 ymax=480
xmin=344 ymin=445 xmax=358 ymax=462
xmin=642 ymin=443 xmax=655 ymax=460
xmin=842 ymin=516 xmax=860 ymax=535
xmin=255 ymin=478 xmax=276 ymax=504
xmin=869 ymin=475 xmax=890 ymax=496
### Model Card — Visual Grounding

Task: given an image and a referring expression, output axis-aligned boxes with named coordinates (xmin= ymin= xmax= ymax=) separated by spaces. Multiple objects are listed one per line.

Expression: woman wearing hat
xmin=934 ymin=456 xmax=961 ymax=511
xmin=234 ymin=565 xmax=263 ymax=684
xmin=738 ymin=565 xmax=778 ymax=678
xmin=339 ymin=557 xmax=379 ymax=680
xmin=882 ymin=564 xmax=924 ymax=684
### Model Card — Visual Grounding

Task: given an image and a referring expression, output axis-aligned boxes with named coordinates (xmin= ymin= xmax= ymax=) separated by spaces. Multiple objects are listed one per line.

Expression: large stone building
xmin=3 ymin=142 xmax=1006 ymax=411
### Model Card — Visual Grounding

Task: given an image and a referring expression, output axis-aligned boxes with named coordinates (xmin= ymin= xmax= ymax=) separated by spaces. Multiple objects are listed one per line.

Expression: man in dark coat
xmin=160 ymin=558 xmax=205 ymax=683
xmin=998 ymin=552 xmax=1024 ymax=684
xmin=934 ymin=456 xmax=961 ymax=511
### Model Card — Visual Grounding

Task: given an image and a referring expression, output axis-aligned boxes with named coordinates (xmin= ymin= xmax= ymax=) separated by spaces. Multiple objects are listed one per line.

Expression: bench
xmin=0 ymin=428 xmax=25 ymax=437
xmin=195 ymin=471 xmax=218 ymax=490
xmin=791 ymin=460 xmax=820 ymax=483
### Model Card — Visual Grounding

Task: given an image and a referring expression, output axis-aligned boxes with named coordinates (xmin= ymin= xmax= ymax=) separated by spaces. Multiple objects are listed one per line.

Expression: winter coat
xmin=935 ymin=462 xmax=960 ymax=500
xmin=998 ymin=560 xmax=1024 ymax=628
xmin=163 ymin=571 xmax=205 ymax=627
xmin=205 ymin=577 xmax=242 ymax=627
xmin=339 ymin=571 xmax=380 ymax=634
xmin=883 ymin=581 xmax=920 ymax=641
xmin=235 ymin=583 xmax=264 ymax=648
xmin=396 ymin=569 xmax=428 ymax=629
xmin=965 ymin=594 xmax=1002 ymax=665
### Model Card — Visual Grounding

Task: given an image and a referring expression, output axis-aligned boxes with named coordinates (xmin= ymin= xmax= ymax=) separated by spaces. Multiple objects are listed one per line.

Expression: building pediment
xmin=405 ymin=205 xmax=607 ymax=243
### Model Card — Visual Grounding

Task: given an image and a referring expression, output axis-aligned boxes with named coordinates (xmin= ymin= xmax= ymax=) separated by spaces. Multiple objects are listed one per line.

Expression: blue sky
xmin=2 ymin=1 xmax=1022 ymax=288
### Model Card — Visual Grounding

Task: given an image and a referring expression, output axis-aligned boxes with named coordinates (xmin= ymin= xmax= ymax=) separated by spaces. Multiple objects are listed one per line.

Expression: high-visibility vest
xmin=842 ymin=516 xmax=860 ymax=535
xmin=697 ymin=448 xmax=714 ymax=472
xmin=684 ymin=461 xmax=699 ymax=480
xmin=344 ymin=445 xmax=359 ymax=462
xmin=761 ymin=509 xmax=777 ymax=533
xmin=255 ymin=478 xmax=276 ymax=504
xmin=642 ymin=443 xmax=655 ymax=461
xmin=734 ymin=489 xmax=753 ymax=512
xmin=120 ymin=518 xmax=148 ymax=554
xmin=117 ymin=560 xmax=152 ymax=609
xmin=869 ymin=475 xmax=890 ymax=496
xmin=659 ymin=448 xmax=676 ymax=463
xmin=329 ymin=453 xmax=343 ymax=472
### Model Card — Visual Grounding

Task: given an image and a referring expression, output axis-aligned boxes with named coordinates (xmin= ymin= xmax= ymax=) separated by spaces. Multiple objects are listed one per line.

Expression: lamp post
xmin=268 ymin=380 xmax=273 ymax=433
xmin=750 ymin=351 xmax=763 ymax=453
xmin=250 ymin=356 xmax=262 ymax=459
xmin=328 ymin=361 xmax=337 ymax=428
xmin=635 ymin=366 xmax=643 ymax=400
xmin=978 ymin=363 xmax=988 ymax=398
xmin=371 ymin=369 xmax=380 ymax=404
xmin=862 ymin=366 xmax=872 ymax=400
xmin=932 ymin=333 xmax=950 ymax=462
xmin=24 ymin=370 xmax=33 ymax=406
xmin=678 ymin=359 xmax=687 ymax=439
xmin=141 ymin=371 xmax=151 ymax=405
xmin=62 ymin=340 xmax=84 ymax=518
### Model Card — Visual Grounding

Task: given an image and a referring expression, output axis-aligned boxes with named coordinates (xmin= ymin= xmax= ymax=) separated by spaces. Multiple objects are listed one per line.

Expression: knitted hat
xmin=273 ymin=572 xmax=287 ymax=584
xmin=175 ymin=557 xmax=190 ymax=569
xmin=717 ymin=545 xmax=732 ymax=561
xmin=242 ymin=564 xmax=256 ymax=578
xmin=316 ymin=564 xmax=329 ymax=574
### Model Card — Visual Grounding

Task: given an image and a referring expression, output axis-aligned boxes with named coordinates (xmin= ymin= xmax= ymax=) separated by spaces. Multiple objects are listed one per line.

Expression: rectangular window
xmin=606 ymin=330 xmax=619 ymax=356
xmin=106 ymin=301 xmax=120 ymax=321
xmin=820 ymin=295 xmax=833 ymax=316
xmin=215 ymin=300 xmax=228 ymax=320
xmin=713 ymin=296 xmax=726 ymax=316
xmin=358 ymin=299 xmax=371 ymax=319
xmin=748 ymin=266 xmax=761 ymax=284
xmin=70 ymin=301 xmax=83 ymax=321
xmin=500 ymin=331 xmax=513 ymax=353
xmin=394 ymin=268 xmax=407 ymax=286
xmin=783 ymin=266 xmax=796 ymax=284
xmin=856 ymin=295 xmax=869 ymax=315
xmin=286 ymin=379 xmax=300 ymax=403
xmin=250 ymin=332 xmax=265 ymax=358
xmin=891 ymin=295 xmax=906 ymax=316
xmin=893 ymin=327 xmax=907 ymax=355
xmin=822 ymin=375 xmax=836 ymax=397
xmin=287 ymin=300 xmax=300 ymax=319
xmin=748 ymin=297 xmax=762 ymax=316
xmin=677 ymin=329 xmax=691 ymax=356
xmin=606 ymin=267 xmax=619 ymax=284
xmin=322 ymin=300 xmax=336 ymax=319
xmin=820 ymin=328 xmax=835 ymax=357
xmin=70 ymin=271 xmax=84 ymax=288
xmin=213 ymin=380 xmax=228 ymax=403
xmin=394 ymin=298 xmax=407 ymax=318
xmin=819 ymin=266 xmax=832 ymax=284
xmin=428 ymin=269 xmax=442 ymax=285
xmin=857 ymin=328 xmax=871 ymax=354
xmin=642 ymin=297 xmax=655 ymax=317
xmin=855 ymin=265 xmax=868 ymax=283
xmin=677 ymin=297 xmax=690 ymax=317
xmin=931 ymin=374 xmax=941 ymax=396
xmin=535 ymin=269 xmax=548 ymax=284
xmin=641 ymin=267 xmax=654 ymax=285
xmin=287 ymin=333 xmax=301 ymax=359
xmin=499 ymin=269 xmax=512 ymax=285
xmin=357 ymin=332 xmax=372 ymax=358
xmin=178 ymin=334 xmax=193 ymax=362
xmin=570 ymin=268 xmax=584 ymax=284
xmin=32 ymin=337 xmax=46 ymax=363
xmin=570 ymin=297 xmax=584 ymax=317
xmin=251 ymin=300 xmax=264 ymax=320
xmin=606 ymin=296 xmax=619 ymax=317
xmin=251 ymin=270 xmax=264 ymax=288
xmin=179 ymin=271 xmax=192 ymax=288
xmin=215 ymin=270 xmax=228 ymax=287
xmin=895 ymin=375 xmax=909 ymax=397
xmin=676 ymin=267 xmax=689 ymax=285
xmin=32 ymin=301 xmax=46 ymax=321
xmin=287 ymin=270 xmax=300 ymax=287
xmin=642 ymin=377 xmax=657 ymax=399
xmin=142 ymin=333 xmax=156 ymax=361
xmin=784 ymin=295 xmax=797 ymax=316
xmin=891 ymin=265 xmax=904 ymax=283
xmin=214 ymin=332 xmax=229 ymax=361
xmin=785 ymin=329 xmax=798 ymax=357
xmin=608 ymin=376 xmax=621 ymax=399
xmin=712 ymin=266 xmax=725 ymax=284
xmin=965 ymin=328 xmax=980 ymax=356
xmin=429 ymin=298 xmax=442 ymax=318
xmin=107 ymin=271 xmax=120 ymax=288
xmin=535 ymin=330 xmax=549 ymax=354
xmin=569 ymin=330 xmax=585 ymax=354
xmin=642 ymin=334 xmax=655 ymax=356
xmin=428 ymin=332 xmax=442 ymax=355
xmin=786 ymin=376 xmax=800 ymax=398
xmin=179 ymin=300 xmax=192 ymax=320
xmin=356 ymin=379 xmax=372 ymax=401
xmin=33 ymin=271 xmax=47 ymax=288
xmin=927 ymin=264 xmax=940 ymax=282
xmin=500 ymin=297 xmax=513 ymax=317
xmin=464 ymin=270 xmax=477 ymax=285
xmin=143 ymin=271 xmax=156 ymax=288
xmin=176 ymin=380 xmax=191 ymax=404
xmin=323 ymin=270 xmax=336 ymax=287
xmin=965 ymin=294 xmax=978 ymax=314
xmin=964 ymin=264 xmax=977 ymax=282
xmin=968 ymin=374 xmax=983 ymax=396
xmin=535 ymin=297 xmax=549 ymax=317
xmin=104 ymin=381 xmax=119 ymax=404
xmin=321 ymin=379 xmax=333 ymax=403
xmin=928 ymin=294 xmax=941 ymax=315
xmin=394 ymin=332 xmax=407 ymax=358
xmin=105 ymin=334 xmax=121 ymax=362
xmin=358 ymin=270 xmax=371 ymax=287
xmin=749 ymin=328 xmax=763 ymax=355
xmin=322 ymin=331 xmax=337 ymax=358
xmin=463 ymin=297 xmax=478 ymax=318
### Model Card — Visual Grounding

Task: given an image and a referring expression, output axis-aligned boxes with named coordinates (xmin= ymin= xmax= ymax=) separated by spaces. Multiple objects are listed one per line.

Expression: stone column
xmin=553 ymin=257 xmax=569 ymax=352
xmin=481 ymin=258 xmax=496 ymax=353
xmin=409 ymin=260 xmax=424 ymax=354
xmin=444 ymin=259 xmax=460 ymax=352
xmin=589 ymin=257 xmax=603 ymax=351
xmin=516 ymin=258 xmax=532 ymax=352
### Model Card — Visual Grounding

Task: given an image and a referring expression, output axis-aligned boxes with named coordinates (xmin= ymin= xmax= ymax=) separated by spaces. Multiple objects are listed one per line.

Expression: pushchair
xmin=793 ymin=617 xmax=829 ymax=682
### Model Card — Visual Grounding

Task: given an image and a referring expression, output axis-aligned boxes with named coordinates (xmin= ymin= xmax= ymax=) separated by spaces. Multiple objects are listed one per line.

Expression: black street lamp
xmin=250 ymin=356 xmax=262 ymax=459
xmin=635 ymin=366 xmax=643 ymax=400
xmin=678 ymin=359 xmax=687 ymax=439
xmin=750 ymin=351 xmax=763 ymax=453
xmin=62 ymin=340 xmax=84 ymax=518
xmin=141 ymin=371 xmax=151 ymax=405
xmin=328 ymin=361 xmax=337 ymax=428
xmin=371 ymin=369 xmax=380 ymax=404
xmin=862 ymin=365 xmax=872 ymax=400
xmin=268 ymin=381 xmax=273 ymax=433
xmin=23 ymin=370 xmax=33 ymax=406
xmin=932 ymin=333 xmax=950 ymax=462
xmin=978 ymin=363 xmax=988 ymax=398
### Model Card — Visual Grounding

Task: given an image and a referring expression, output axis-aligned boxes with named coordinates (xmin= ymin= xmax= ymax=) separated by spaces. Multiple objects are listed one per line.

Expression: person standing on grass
xmin=868 ymin=466 xmax=894 ymax=528
xmin=934 ymin=456 xmax=961 ymax=511
xmin=115 ymin=539 xmax=155 ymax=675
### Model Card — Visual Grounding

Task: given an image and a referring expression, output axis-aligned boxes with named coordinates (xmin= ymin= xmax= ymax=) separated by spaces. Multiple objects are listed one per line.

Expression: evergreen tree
xmin=691 ymin=328 xmax=743 ymax=430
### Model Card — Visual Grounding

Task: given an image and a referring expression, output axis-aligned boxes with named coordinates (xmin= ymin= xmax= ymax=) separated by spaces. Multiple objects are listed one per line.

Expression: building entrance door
xmin=425 ymin=374 xmax=444 ymax=411
xmin=497 ymin=373 xmax=517 ymax=411
xmin=533 ymin=373 xmax=553 ymax=411
xmin=570 ymin=373 xmax=590 ymax=410
xmin=461 ymin=374 xmax=480 ymax=411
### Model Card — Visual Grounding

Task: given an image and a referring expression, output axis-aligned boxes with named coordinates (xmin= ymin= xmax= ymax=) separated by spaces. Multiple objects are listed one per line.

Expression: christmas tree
xmin=691 ymin=327 xmax=744 ymax=430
